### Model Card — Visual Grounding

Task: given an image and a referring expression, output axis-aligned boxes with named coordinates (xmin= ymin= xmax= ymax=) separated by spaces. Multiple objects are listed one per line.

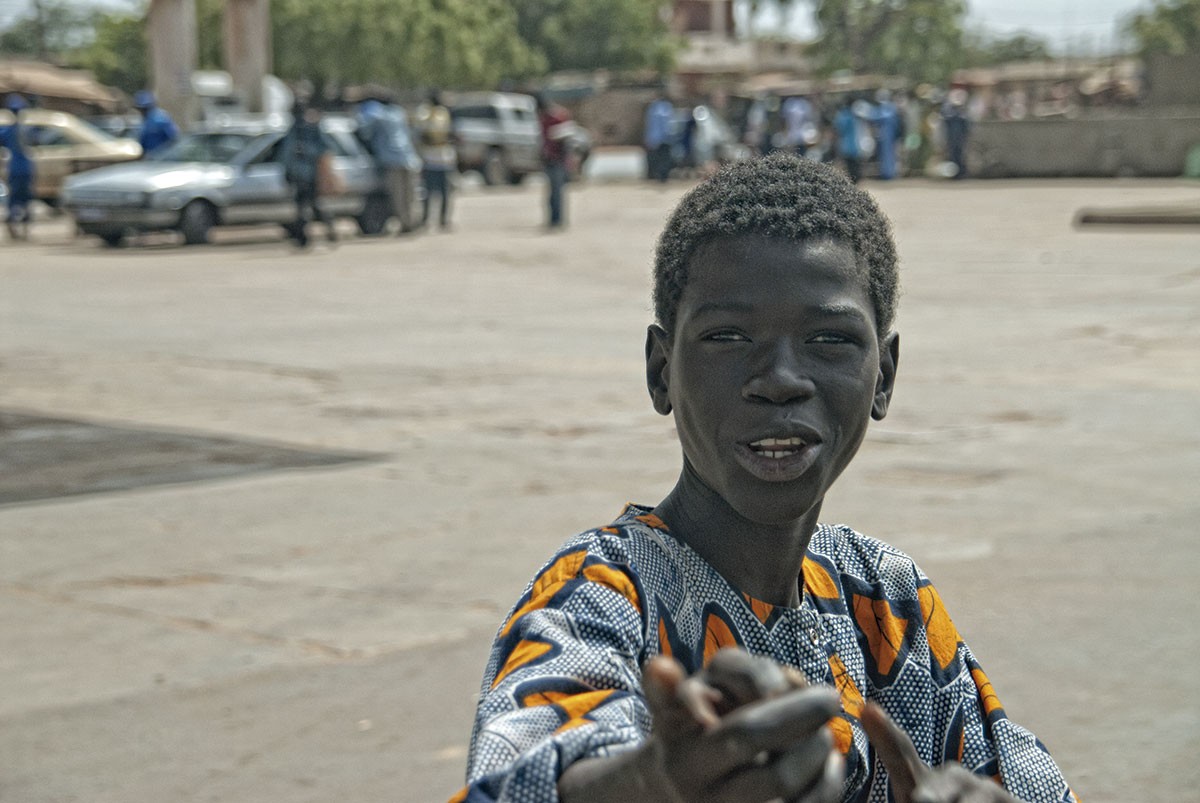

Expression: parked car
xmin=0 ymin=108 xmax=142 ymax=206
xmin=61 ymin=116 xmax=391 ymax=246
xmin=450 ymin=92 xmax=591 ymax=185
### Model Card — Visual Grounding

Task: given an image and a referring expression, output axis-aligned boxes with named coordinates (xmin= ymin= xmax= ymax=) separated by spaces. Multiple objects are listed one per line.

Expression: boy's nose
xmin=742 ymin=346 xmax=815 ymax=405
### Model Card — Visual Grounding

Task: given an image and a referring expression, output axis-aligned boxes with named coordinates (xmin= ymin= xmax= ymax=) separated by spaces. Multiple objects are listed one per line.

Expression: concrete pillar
xmin=223 ymin=0 xmax=272 ymax=113
xmin=146 ymin=0 xmax=198 ymax=126
xmin=709 ymin=0 xmax=727 ymax=37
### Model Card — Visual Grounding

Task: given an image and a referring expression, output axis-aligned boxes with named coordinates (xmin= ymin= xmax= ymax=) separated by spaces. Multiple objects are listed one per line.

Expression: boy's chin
xmin=727 ymin=489 xmax=824 ymax=529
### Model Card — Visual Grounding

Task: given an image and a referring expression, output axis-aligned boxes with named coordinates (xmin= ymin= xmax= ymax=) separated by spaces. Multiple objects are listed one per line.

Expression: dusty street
xmin=1 ymin=173 xmax=1198 ymax=802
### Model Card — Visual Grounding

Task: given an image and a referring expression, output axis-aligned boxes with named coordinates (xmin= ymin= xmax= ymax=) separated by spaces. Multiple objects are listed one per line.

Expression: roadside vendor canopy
xmin=0 ymin=61 xmax=123 ymax=114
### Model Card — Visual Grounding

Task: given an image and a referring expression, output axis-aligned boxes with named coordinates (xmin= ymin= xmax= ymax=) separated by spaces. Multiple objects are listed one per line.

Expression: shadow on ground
xmin=0 ymin=410 xmax=382 ymax=506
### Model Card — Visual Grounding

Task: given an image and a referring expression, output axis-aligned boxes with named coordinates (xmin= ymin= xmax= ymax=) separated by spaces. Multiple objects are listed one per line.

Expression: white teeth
xmin=751 ymin=437 xmax=804 ymax=448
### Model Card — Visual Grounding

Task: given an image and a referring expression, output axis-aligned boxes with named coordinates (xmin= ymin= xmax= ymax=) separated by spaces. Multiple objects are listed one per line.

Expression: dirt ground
xmin=1 ymin=173 xmax=1198 ymax=802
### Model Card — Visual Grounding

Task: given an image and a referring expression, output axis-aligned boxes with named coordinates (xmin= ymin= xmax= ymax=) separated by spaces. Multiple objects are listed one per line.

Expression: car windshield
xmin=147 ymin=132 xmax=263 ymax=164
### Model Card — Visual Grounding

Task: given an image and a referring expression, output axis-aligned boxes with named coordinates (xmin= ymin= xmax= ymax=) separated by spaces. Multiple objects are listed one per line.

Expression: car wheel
xmin=179 ymin=200 xmax=216 ymax=245
xmin=481 ymin=149 xmax=506 ymax=187
xmin=356 ymin=193 xmax=390 ymax=236
xmin=99 ymin=231 xmax=125 ymax=247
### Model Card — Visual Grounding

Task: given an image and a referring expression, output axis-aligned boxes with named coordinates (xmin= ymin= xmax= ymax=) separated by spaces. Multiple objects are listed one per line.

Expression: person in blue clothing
xmin=133 ymin=90 xmax=179 ymax=157
xmin=870 ymin=90 xmax=902 ymax=180
xmin=356 ymin=97 xmax=422 ymax=234
xmin=643 ymin=91 xmax=674 ymax=183
xmin=1 ymin=93 xmax=35 ymax=241
xmin=833 ymin=96 xmax=863 ymax=184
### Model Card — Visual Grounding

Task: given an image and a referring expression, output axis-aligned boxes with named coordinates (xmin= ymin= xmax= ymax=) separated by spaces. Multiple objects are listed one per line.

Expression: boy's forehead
xmin=686 ymin=233 xmax=862 ymax=285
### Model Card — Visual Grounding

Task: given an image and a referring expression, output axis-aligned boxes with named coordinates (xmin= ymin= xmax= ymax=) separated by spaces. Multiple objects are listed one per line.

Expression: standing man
xmin=834 ymin=96 xmax=863 ymax=184
xmin=415 ymin=90 xmax=455 ymax=231
xmin=870 ymin=89 xmax=901 ymax=180
xmin=133 ymin=90 xmax=179 ymax=157
xmin=536 ymin=93 xmax=573 ymax=230
xmin=643 ymin=91 xmax=674 ymax=183
xmin=942 ymin=87 xmax=971 ymax=180
xmin=356 ymin=97 xmax=422 ymax=235
xmin=780 ymin=94 xmax=815 ymax=157
xmin=280 ymin=100 xmax=337 ymax=248
xmin=1 ymin=93 xmax=34 ymax=241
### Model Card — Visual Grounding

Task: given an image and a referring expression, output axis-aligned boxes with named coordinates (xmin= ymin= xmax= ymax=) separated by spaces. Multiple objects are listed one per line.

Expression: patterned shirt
xmin=454 ymin=505 xmax=1076 ymax=803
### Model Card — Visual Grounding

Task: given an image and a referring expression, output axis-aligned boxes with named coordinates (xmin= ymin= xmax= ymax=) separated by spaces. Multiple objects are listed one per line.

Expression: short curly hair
xmin=653 ymin=153 xmax=899 ymax=339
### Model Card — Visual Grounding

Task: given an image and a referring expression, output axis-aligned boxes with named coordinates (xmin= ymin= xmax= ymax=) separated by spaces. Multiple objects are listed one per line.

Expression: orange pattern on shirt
xmin=918 ymin=584 xmax=961 ymax=671
xmin=519 ymin=688 xmax=619 ymax=734
xmin=852 ymin=594 xmax=909 ymax=677
xmin=702 ymin=612 xmax=739 ymax=665
xmin=743 ymin=594 xmax=776 ymax=625
xmin=971 ymin=666 xmax=1004 ymax=718
xmin=500 ymin=550 xmax=588 ymax=637
xmin=633 ymin=512 xmax=669 ymax=530
xmin=802 ymin=556 xmax=841 ymax=600
xmin=657 ymin=618 xmax=673 ymax=658
xmin=827 ymin=653 xmax=865 ymax=753
xmin=582 ymin=563 xmax=642 ymax=614
xmin=491 ymin=639 xmax=553 ymax=689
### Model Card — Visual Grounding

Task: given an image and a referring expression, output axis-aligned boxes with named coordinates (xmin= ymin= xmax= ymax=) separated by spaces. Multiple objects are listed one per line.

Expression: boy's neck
xmin=652 ymin=465 xmax=820 ymax=609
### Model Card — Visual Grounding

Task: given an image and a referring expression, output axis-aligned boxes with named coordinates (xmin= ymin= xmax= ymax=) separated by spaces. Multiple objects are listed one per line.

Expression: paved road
xmin=2 ymin=175 xmax=1198 ymax=802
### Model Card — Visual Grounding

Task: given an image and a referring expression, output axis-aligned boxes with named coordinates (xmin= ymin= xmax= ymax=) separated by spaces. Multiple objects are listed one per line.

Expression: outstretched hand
xmin=860 ymin=702 xmax=1020 ymax=803
xmin=559 ymin=649 xmax=845 ymax=803
xmin=640 ymin=650 xmax=845 ymax=803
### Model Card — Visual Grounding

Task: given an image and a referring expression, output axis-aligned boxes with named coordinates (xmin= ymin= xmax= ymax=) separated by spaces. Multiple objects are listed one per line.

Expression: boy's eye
xmin=809 ymin=332 xmax=857 ymax=345
xmin=704 ymin=330 xmax=750 ymax=343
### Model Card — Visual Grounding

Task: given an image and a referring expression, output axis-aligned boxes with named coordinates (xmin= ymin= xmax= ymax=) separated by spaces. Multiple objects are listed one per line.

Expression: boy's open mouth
xmin=747 ymin=436 xmax=806 ymax=459
xmin=736 ymin=433 xmax=822 ymax=482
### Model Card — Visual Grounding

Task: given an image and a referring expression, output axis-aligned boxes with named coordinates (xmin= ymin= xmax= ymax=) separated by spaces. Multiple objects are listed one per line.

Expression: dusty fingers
xmin=912 ymin=764 xmax=1020 ymax=803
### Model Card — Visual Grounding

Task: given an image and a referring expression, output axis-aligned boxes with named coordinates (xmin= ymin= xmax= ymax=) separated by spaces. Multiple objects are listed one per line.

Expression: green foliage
xmin=509 ymin=0 xmax=678 ymax=73
xmin=1125 ymin=0 xmax=1200 ymax=56
xmin=267 ymin=0 xmax=544 ymax=91
xmin=1 ymin=0 xmax=679 ymax=96
xmin=73 ymin=12 xmax=147 ymax=93
xmin=0 ymin=1 xmax=99 ymax=58
xmin=962 ymin=30 xmax=1053 ymax=67
xmin=809 ymin=0 xmax=967 ymax=84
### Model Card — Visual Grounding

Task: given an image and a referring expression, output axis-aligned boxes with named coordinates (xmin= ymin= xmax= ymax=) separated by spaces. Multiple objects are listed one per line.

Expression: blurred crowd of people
xmin=642 ymin=85 xmax=979 ymax=185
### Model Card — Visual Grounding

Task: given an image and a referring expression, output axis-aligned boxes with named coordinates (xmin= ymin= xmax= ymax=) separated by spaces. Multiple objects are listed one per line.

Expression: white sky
xmin=0 ymin=0 xmax=1161 ymax=53
xmin=745 ymin=0 xmax=1154 ymax=53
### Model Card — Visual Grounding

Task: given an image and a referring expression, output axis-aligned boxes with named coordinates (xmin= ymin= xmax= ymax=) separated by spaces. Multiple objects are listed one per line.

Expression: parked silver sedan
xmin=61 ymin=116 xmax=391 ymax=246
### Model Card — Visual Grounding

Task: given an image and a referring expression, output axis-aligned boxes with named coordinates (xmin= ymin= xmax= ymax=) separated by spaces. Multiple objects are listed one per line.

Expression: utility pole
xmin=146 ymin=0 xmax=198 ymax=126
xmin=223 ymin=0 xmax=271 ymax=113
xmin=32 ymin=0 xmax=48 ymax=61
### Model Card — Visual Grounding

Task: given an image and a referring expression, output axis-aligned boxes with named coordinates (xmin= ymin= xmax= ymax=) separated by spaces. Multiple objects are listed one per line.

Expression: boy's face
xmin=647 ymin=234 xmax=898 ymax=526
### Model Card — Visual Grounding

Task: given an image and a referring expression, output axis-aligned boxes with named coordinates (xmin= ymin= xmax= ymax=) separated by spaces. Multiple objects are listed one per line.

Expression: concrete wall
xmin=969 ymin=111 xmax=1200 ymax=178
xmin=1145 ymin=54 xmax=1200 ymax=107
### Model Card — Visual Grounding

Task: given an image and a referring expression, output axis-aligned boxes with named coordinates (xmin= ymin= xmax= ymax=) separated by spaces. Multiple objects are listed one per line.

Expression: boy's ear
xmin=872 ymin=332 xmax=900 ymax=421
xmin=645 ymin=324 xmax=673 ymax=416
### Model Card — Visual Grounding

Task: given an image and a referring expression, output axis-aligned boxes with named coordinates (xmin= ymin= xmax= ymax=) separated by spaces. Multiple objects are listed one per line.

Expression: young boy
xmin=454 ymin=155 xmax=1075 ymax=803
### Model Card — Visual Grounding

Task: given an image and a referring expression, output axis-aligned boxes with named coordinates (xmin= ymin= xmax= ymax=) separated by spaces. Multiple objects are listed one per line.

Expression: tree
xmin=808 ymin=0 xmax=967 ymax=83
xmin=508 ymin=0 xmax=678 ymax=73
xmin=264 ymin=0 xmax=545 ymax=92
xmin=962 ymin=30 xmax=1053 ymax=67
xmin=0 ymin=1 xmax=99 ymax=60
xmin=1125 ymin=0 xmax=1200 ymax=56
xmin=73 ymin=12 xmax=148 ymax=93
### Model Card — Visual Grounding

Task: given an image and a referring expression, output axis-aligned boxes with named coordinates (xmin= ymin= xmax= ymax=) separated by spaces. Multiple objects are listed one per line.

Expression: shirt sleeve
xmin=833 ymin=530 xmax=1076 ymax=802
xmin=909 ymin=574 xmax=1078 ymax=803
xmin=456 ymin=541 xmax=652 ymax=803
